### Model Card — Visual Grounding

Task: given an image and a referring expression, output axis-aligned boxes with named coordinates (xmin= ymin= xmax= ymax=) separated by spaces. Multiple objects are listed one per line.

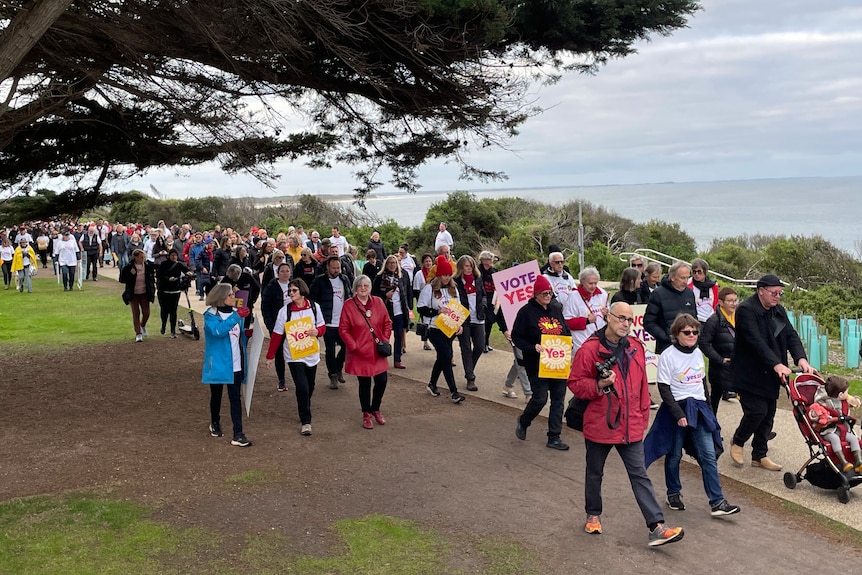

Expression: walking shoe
xmin=277 ymin=380 xmax=287 ymax=392
xmin=451 ymin=392 xmax=465 ymax=404
xmin=515 ymin=420 xmax=527 ymax=441
xmin=141 ymin=326 xmax=148 ymax=337
xmin=666 ymin=493 xmax=685 ymax=511
xmin=199 ymin=296 xmax=205 ymax=301
xmin=394 ymin=362 xmax=406 ymax=369
xmin=300 ymin=424 xmax=312 ymax=436
xmin=730 ymin=444 xmax=744 ymax=467
xmin=650 ymin=400 xmax=659 ymax=410
xmin=135 ymin=334 xmax=143 ymax=342
xmin=767 ymin=431 xmax=777 ymax=441
xmin=329 ymin=374 xmax=339 ymax=390
xmin=466 ymin=380 xmax=478 ymax=391
xmin=209 ymin=422 xmax=223 ymax=437
xmin=160 ymin=326 xmax=166 ymax=335
xmin=710 ymin=500 xmax=741 ymax=517
xmin=546 ymin=438 xmax=570 ymax=451
xmin=362 ymin=412 xmax=374 ymax=429
xmin=751 ymin=457 xmax=781 ymax=471
xmin=423 ymin=343 xmax=432 ymax=351
xmin=722 ymin=391 xmax=737 ymax=401
xmin=584 ymin=515 xmax=602 ymax=534
xmin=170 ymin=332 xmax=177 ymax=338
xmin=426 ymin=384 xmax=441 ymax=397
xmin=648 ymin=524 xmax=684 ymax=547
xmin=337 ymin=372 xmax=346 ymax=383
xmin=231 ymin=434 xmax=252 ymax=447
xmin=372 ymin=411 xmax=386 ymax=425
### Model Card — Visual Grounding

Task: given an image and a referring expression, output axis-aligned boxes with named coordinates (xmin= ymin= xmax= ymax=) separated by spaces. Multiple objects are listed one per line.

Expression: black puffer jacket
xmin=643 ymin=275 xmax=696 ymax=353
xmin=699 ymin=310 xmax=735 ymax=391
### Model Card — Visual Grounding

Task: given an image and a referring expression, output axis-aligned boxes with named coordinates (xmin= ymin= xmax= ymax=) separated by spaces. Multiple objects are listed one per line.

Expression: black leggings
xmin=158 ymin=291 xmax=181 ymax=333
xmin=358 ymin=372 xmax=388 ymax=413
xmin=209 ymin=371 xmax=244 ymax=437
xmin=1 ymin=261 xmax=11 ymax=286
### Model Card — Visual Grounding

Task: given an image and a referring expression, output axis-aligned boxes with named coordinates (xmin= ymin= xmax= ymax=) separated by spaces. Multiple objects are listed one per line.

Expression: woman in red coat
xmin=340 ymin=274 xmax=393 ymax=429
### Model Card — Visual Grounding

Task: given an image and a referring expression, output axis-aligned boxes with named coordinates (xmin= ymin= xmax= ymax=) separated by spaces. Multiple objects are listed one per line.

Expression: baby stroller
xmin=783 ymin=372 xmax=862 ymax=503
xmin=175 ymin=273 xmax=200 ymax=340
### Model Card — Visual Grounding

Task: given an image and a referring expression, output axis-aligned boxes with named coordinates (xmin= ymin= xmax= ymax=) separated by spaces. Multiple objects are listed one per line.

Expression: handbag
xmin=564 ymin=396 xmax=589 ymax=431
xmin=415 ymin=322 xmax=428 ymax=337
xmin=353 ymin=297 xmax=392 ymax=357
xmin=28 ymin=265 xmax=37 ymax=277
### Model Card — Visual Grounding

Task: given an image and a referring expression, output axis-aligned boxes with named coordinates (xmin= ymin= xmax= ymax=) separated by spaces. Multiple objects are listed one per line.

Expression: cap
xmin=756 ymin=274 xmax=782 ymax=288
xmin=204 ymin=237 xmax=214 ymax=244
xmin=168 ymin=248 xmax=179 ymax=256
xmin=534 ymin=275 xmax=552 ymax=294
xmin=435 ymin=255 xmax=453 ymax=276
xmin=288 ymin=226 xmax=295 ymax=232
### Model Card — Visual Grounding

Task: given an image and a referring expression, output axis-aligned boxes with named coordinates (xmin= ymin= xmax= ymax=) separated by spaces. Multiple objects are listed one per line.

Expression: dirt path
xmin=2 ymin=339 xmax=861 ymax=574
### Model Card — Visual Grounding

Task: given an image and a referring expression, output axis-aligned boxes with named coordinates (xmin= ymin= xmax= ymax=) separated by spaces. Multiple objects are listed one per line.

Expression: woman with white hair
xmin=562 ymin=266 xmax=609 ymax=353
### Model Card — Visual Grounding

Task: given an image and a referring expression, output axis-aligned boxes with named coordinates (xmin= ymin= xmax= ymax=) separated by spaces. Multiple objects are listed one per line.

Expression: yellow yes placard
xmin=284 ymin=316 xmax=319 ymax=360
xmin=538 ymin=335 xmax=573 ymax=379
xmin=434 ymin=299 xmax=470 ymax=338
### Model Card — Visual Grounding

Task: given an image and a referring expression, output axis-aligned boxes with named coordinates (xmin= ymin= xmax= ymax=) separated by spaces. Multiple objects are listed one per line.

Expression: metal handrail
xmin=618 ymin=249 xmax=771 ymax=289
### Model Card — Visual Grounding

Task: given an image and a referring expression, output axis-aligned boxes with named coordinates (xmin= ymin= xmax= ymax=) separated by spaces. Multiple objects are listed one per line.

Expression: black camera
xmin=595 ymin=355 xmax=618 ymax=393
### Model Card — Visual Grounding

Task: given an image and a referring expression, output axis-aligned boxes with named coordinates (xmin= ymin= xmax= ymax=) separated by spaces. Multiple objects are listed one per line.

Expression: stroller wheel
xmin=193 ymin=327 xmax=200 ymax=340
xmin=837 ymin=485 xmax=850 ymax=504
xmin=783 ymin=472 xmax=797 ymax=490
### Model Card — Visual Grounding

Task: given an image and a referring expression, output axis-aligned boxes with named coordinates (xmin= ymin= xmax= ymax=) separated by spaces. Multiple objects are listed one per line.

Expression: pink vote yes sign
xmin=492 ymin=260 xmax=541 ymax=332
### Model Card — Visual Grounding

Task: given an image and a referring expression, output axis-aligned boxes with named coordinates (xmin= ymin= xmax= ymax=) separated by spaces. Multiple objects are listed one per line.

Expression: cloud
xmin=139 ymin=0 xmax=862 ymax=198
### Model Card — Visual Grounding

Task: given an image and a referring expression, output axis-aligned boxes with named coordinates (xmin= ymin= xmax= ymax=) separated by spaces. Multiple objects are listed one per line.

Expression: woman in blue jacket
xmin=203 ymin=283 xmax=252 ymax=447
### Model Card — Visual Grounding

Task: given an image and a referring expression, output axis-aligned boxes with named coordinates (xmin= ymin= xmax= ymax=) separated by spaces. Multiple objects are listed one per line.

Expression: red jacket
xmin=340 ymin=295 xmax=392 ymax=377
xmin=568 ymin=333 xmax=652 ymax=444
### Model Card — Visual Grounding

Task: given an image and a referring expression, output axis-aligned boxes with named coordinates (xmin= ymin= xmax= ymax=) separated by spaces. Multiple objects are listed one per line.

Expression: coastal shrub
xmin=631 ymin=219 xmax=697 ymax=262
xmin=582 ymin=242 xmax=627 ymax=282
xmin=761 ymin=236 xmax=862 ymax=290
xmin=783 ymin=285 xmax=862 ymax=335
xmin=498 ymin=223 xmax=548 ymax=266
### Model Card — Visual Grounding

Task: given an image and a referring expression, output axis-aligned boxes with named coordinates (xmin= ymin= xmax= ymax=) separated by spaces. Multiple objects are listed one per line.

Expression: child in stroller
xmin=809 ymin=375 xmax=862 ymax=474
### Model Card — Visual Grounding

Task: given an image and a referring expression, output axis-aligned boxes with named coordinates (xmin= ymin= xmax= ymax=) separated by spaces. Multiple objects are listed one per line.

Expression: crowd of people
xmin=5 ymin=217 xmax=829 ymax=548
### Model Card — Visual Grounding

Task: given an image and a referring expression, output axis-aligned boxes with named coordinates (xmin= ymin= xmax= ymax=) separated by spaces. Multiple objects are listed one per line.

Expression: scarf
xmin=673 ymin=342 xmax=698 ymax=354
xmin=691 ymin=276 xmax=716 ymax=300
xmin=216 ymin=305 xmax=234 ymax=314
xmin=719 ymin=306 xmax=735 ymax=328
xmin=462 ymin=273 xmax=476 ymax=295
xmin=577 ymin=284 xmax=594 ymax=302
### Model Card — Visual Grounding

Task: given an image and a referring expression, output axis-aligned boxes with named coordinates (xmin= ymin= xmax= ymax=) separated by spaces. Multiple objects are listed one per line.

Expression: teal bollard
xmin=820 ymin=335 xmax=828 ymax=367
xmin=846 ymin=335 xmax=861 ymax=369
xmin=808 ymin=334 xmax=821 ymax=371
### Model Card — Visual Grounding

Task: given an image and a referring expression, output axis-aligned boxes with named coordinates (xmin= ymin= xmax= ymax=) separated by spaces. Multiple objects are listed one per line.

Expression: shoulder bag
xmin=353 ymin=297 xmax=392 ymax=357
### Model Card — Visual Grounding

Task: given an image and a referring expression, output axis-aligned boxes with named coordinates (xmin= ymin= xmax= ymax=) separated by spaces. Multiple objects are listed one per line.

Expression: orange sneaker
xmin=585 ymin=515 xmax=602 ymax=534
xmin=648 ymin=523 xmax=684 ymax=547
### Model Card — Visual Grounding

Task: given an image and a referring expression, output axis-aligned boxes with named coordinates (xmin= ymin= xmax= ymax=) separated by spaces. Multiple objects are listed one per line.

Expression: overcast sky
xmin=142 ymin=0 xmax=862 ymax=199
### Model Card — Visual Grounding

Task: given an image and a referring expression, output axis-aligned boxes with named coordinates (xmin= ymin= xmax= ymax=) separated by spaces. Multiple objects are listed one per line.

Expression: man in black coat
xmin=643 ymin=261 xmax=695 ymax=354
xmin=309 ymin=256 xmax=354 ymax=389
xmin=729 ymin=274 xmax=812 ymax=471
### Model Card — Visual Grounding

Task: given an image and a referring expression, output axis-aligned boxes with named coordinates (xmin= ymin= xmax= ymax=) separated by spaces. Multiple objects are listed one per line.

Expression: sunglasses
xmin=609 ymin=312 xmax=634 ymax=324
xmin=288 ymin=288 xmax=300 ymax=293
xmin=632 ymin=263 xmax=643 ymax=268
xmin=679 ymin=329 xmax=699 ymax=336
xmin=551 ymin=260 xmax=564 ymax=264
xmin=537 ymin=290 xmax=554 ymax=296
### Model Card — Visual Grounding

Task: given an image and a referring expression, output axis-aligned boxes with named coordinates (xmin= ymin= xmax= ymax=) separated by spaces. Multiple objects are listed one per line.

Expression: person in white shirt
xmin=542 ymin=252 xmax=576 ymax=307
xmin=328 ymin=226 xmax=350 ymax=257
xmin=1 ymin=236 xmax=14 ymax=290
xmin=562 ymin=266 xmax=608 ymax=352
xmin=434 ymin=222 xmax=454 ymax=252
xmin=54 ymin=229 xmax=80 ymax=290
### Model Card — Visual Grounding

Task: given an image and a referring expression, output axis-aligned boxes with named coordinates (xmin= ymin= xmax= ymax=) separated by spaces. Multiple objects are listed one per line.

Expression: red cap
xmin=534 ymin=275 xmax=552 ymax=295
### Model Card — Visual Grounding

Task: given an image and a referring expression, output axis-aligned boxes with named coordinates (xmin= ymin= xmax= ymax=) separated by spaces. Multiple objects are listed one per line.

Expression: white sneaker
xmin=141 ymin=326 xmax=148 ymax=337
xmin=301 ymin=424 xmax=312 ymax=436
xmin=135 ymin=334 xmax=143 ymax=342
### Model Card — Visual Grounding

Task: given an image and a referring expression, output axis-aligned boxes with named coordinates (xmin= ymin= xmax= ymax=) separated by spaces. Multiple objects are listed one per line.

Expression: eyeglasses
xmin=722 ymin=299 xmax=739 ymax=305
xmin=609 ymin=312 xmax=634 ymax=324
xmin=679 ymin=329 xmax=699 ymax=336
xmin=692 ymin=269 xmax=705 ymax=274
xmin=762 ymin=289 xmax=784 ymax=297
xmin=551 ymin=260 xmax=564 ymax=264
xmin=288 ymin=288 xmax=300 ymax=293
xmin=537 ymin=290 xmax=554 ymax=296
xmin=632 ymin=263 xmax=643 ymax=268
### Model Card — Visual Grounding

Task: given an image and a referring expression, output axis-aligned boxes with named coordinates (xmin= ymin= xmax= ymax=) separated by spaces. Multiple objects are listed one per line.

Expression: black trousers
xmin=358 ymin=372 xmax=388 ymax=413
xmin=732 ymin=392 xmax=776 ymax=460
xmin=158 ymin=291 xmax=181 ymax=333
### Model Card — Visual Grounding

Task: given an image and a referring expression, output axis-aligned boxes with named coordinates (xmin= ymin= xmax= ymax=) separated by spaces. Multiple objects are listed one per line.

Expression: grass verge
xmin=0 ymin=275 xmax=135 ymax=353
xmin=0 ymin=496 xmax=537 ymax=575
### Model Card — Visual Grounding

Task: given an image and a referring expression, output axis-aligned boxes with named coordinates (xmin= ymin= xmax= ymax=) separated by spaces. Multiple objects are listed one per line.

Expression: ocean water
xmin=339 ymin=176 xmax=861 ymax=254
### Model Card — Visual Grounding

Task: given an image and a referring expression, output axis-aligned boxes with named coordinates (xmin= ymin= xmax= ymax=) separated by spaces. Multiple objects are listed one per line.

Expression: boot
xmin=853 ymin=450 xmax=862 ymax=474
xmin=835 ymin=450 xmax=854 ymax=473
xmin=329 ymin=374 xmax=339 ymax=390
xmin=730 ymin=444 xmax=744 ymax=467
xmin=337 ymin=371 xmax=346 ymax=383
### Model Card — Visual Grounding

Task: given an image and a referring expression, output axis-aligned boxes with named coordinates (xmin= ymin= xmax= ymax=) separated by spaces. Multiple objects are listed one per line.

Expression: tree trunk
xmin=0 ymin=0 xmax=73 ymax=82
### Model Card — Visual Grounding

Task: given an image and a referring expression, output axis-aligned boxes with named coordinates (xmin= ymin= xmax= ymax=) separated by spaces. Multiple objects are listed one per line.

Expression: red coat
xmin=340 ymin=295 xmax=392 ymax=377
xmin=568 ymin=334 xmax=652 ymax=444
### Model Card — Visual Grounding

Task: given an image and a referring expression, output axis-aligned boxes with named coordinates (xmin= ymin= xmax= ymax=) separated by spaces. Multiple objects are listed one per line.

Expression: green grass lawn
xmin=0 ymin=495 xmax=537 ymax=575
xmin=0 ymin=274 xmax=134 ymax=352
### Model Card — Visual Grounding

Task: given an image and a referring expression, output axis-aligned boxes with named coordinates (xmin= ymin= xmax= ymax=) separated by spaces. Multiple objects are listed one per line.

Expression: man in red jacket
xmin=568 ymin=301 xmax=685 ymax=547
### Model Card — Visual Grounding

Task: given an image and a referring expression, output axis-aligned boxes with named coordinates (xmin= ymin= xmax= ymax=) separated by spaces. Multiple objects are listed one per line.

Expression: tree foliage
xmin=0 ymin=0 xmax=700 ymax=213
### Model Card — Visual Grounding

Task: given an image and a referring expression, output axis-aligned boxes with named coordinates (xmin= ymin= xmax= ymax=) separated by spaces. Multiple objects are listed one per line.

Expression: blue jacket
xmin=643 ymin=399 xmax=723 ymax=468
xmin=202 ymin=309 xmax=248 ymax=384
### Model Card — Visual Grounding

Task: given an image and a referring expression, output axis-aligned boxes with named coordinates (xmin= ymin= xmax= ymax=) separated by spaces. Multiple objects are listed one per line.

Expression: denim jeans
xmin=585 ymin=439 xmax=664 ymax=528
xmin=196 ymin=270 xmax=206 ymax=297
xmin=323 ymin=328 xmax=346 ymax=376
xmin=287 ymin=362 xmax=317 ymax=424
xmin=665 ymin=415 xmax=725 ymax=506
xmin=392 ymin=313 xmax=405 ymax=363
xmin=17 ymin=268 xmax=32 ymax=292
xmin=61 ymin=265 xmax=76 ymax=289
xmin=457 ymin=321 xmax=485 ymax=381
xmin=505 ymin=346 xmax=532 ymax=395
